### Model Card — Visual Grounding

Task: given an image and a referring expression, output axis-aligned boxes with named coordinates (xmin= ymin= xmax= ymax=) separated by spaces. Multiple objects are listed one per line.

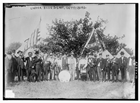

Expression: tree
xmin=6 ymin=42 xmax=21 ymax=53
xmin=42 ymin=11 xmax=126 ymax=56
xmin=43 ymin=11 xmax=93 ymax=57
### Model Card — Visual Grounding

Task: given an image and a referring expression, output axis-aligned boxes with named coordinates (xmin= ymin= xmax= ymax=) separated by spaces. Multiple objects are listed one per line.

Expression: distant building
xmin=97 ymin=50 xmax=113 ymax=59
xmin=116 ymin=48 xmax=131 ymax=58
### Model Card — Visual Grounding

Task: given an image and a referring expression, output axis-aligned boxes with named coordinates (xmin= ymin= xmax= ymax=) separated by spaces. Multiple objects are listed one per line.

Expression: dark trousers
xmin=88 ymin=68 xmax=96 ymax=81
xmin=112 ymin=65 xmax=118 ymax=82
xmin=35 ymin=65 xmax=42 ymax=81
xmin=106 ymin=68 xmax=110 ymax=81
xmin=120 ymin=66 xmax=127 ymax=82
xmin=103 ymin=68 xmax=111 ymax=81
xmin=27 ymin=68 xmax=31 ymax=81
xmin=43 ymin=64 xmax=50 ymax=80
xmin=88 ymin=69 xmax=93 ymax=81
xmin=102 ymin=69 xmax=106 ymax=81
xmin=76 ymin=69 xmax=80 ymax=80
xmin=18 ymin=67 xmax=24 ymax=81
xmin=94 ymin=67 xmax=98 ymax=81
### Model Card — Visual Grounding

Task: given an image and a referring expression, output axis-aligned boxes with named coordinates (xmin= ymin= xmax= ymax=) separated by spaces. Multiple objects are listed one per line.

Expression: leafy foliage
xmin=40 ymin=12 xmax=127 ymax=56
xmin=6 ymin=42 xmax=21 ymax=53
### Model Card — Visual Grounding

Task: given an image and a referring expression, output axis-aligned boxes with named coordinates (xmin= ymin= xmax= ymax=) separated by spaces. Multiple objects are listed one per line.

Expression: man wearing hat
xmin=17 ymin=50 xmax=25 ymax=81
xmin=111 ymin=53 xmax=119 ymax=82
xmin=25 ymin=52 xmax=33 ymax=81
xmin=118 ymin=51 xmax=128 ymax=82
xmin=97 ymin=53 xmax=105 ymax=82
xmin=103 ymin=54 xmax=112 ymax=81
xmin=32 ymin=51 xmax=43 ymax=81
xmin=87 ymin=52 xmax=95 ymax=81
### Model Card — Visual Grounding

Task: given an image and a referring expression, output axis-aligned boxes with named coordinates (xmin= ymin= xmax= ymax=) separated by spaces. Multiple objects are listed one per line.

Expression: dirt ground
xmin=5 ymin=80 xmax=135 ymax=99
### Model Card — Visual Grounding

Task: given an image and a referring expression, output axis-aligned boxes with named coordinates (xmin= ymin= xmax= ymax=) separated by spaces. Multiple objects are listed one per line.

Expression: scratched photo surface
xmin=4 ymin=3 xmax=137 ymax=99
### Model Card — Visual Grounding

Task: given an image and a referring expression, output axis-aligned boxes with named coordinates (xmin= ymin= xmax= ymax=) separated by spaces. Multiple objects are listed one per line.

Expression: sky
xmin=5 ymin=4 xmax=135 ymax=51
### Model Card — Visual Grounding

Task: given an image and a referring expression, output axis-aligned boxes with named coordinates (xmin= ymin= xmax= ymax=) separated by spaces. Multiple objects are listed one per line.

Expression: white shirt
xmin=78 ymin=58 xmax=87 ymax=69
xmin=55 ymin=58 xmax=62 ymax=68
xmin=121 ymin=57 xmax=124 ymax=63
xmin=29 ymin=57 xmax=32 ymax=61
xmin=68 ymin=57 xmax=77 ymax=68
xmin=129 ymin=58 xmax=132 ymax=66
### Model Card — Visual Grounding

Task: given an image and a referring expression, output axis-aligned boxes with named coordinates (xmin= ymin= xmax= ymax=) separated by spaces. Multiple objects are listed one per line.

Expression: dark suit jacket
xmin=25 ymin=57 xmax=33 ymax=70
xmin=104 ymin=58 xmax=111 ymax=69
xmin=11 ymin=56 xmax=18 ymax=72
xmin=5 ymin=57 xmax=12 ymax=73
xmin=97 ymin=58 xmax=104 ymax=69
xmin=17 ymin=57 xmax=25 ymax=69
xmin=118 ymin=56 xmax=128 ymax=68
xmin=32 ymin=56 xmax=42 ymax=67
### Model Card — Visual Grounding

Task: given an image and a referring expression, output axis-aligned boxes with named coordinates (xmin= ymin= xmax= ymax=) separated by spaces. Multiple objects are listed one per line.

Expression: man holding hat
xmin=118 ymin=51 xmax=128 ymax=82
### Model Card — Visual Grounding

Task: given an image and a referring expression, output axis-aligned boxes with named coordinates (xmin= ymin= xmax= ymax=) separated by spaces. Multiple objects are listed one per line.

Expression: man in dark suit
xmin=103 ymin=55 xmax=112 ymax=81
xmin=5 ymin=51 xmax=13 ymax=85
xmin=17 ymin=50 xmax=25 ymax=81
xmin=87 ymin=52 xmax=97 ymax=81
xmin=11 ymin=50 xmax=18 ymax=82
xmin=118 ymin=51 xmax=128 ymax=82
xmin=94 ymin=54 xmax=98 ymax=81
xmin=97 ymin=53 xmax=104 ymax=82
xmin=32 ymin=51 xmax=43 ymax=82
xmin=111 ymin=53 xmax=119 ymax=82
xmin=25 ymin=52 xmax=33 ymax=81
xmin=87 ymin=52 xmax=94 ymax=81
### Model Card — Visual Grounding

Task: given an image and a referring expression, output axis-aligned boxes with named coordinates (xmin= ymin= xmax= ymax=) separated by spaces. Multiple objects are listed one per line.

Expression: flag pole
xmin=81 ymin=28 xmax=95 ymax=55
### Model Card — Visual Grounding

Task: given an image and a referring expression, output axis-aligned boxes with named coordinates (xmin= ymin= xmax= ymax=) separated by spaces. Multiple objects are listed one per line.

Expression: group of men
xmin=5 ymin=49 xmax=135 ymax=85
xmin=78 ymin=51 xmax=135 ymax=83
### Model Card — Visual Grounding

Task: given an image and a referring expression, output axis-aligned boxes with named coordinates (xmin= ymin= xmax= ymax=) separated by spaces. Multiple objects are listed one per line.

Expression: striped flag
xmin=24 ymin=38 xmax=29 ymax=49
xmin=34 ymin=18 xmax=41 ymax=45
xmin=81 ymin=28 xmax=106 ymax=54
xmin=32 ymin=30 xmax=35 ymax=45
xmin=30 ymin=33 xmax=33 ymax=47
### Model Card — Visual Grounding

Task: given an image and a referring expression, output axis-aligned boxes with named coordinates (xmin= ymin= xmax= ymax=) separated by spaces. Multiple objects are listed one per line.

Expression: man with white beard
xmin=68 ymin=52 xmax=77 ymax=81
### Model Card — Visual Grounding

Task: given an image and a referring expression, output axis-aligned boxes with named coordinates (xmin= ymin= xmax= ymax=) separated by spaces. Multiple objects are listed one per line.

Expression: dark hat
xmin=120 ymin=51 xmax=124 ymax=55
xmin=112 ymin=52 xmax=116 ymax=55
xmin=11 ymin=50 xmax=16 ymax=53
xmin=17 ymin=50 xmax=22 ymax=54
xmin=7 ymin=51 xmax=12 ymax=55
xmin=35 ymin=51 xmax=39 ymax=54
xmin=28 ymin=52 xmax=32 ymax=54
xmin=94 ymin=54 xmax=97 ymax=57
xmin=99 ymin=53 xmax=102 ymax=55
xmin=106 ymin=54 xmax=109 ymax=57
